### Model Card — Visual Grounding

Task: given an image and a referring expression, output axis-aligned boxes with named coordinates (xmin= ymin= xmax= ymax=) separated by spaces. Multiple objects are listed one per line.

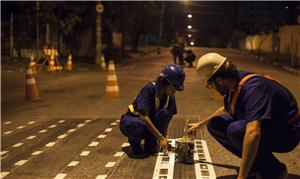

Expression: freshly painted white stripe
xmin=57 ymin=134 xmax=67 ymax=139
xmin=96 ymin=175 xmax=107 ymax=179
xmin=114 ymin=152 xmax=124 ymax=157
xmin=107 ymin=75 xmax=117 ymax=81
xmin=89 ymin=142 xmax=99 ymax=147
xmin=105 ymin=162 xmax=116 ymax=168
xmin=80 ymin=151 xmax=90 ymax=156
xmin=13 ymin=143 xmax=23 ymax=147
xmin=194 ymin=140 xmax=216 ymax=179
xmin=77 ymin=123 xmax=85 ymax=128
xmin=28 ymin=121 xmax=35 ymax=125
xmin=38 ymin=129 xmax=47 ymax=133
xmin=26 ymin=135 xmax=37 ymax=140
xmin=0 ymin=151 xmax=9 ymax=155
xmin=16 ymin=126 xmax=25 ymax=129
xmin=45 ymin=142 xmax=56 ymax=147
xmin=121 ymin=143 xmax=130 ymax=148
xmin=4 ymin=131 xmax=13 ymax=135
xmin=98 ymin=135 xmax=106 ymax=139
xmin=31 ymin=151 xmax=43 ymax=155
xmin=68 ymin=129 xmax=76 ymax=133
xmin=115 ymin=120 xmax=120 ymax=123
xmin=85 ymin=119 xmax=92 ymax=123
xmin=4 ymin=121 xmax=11 ymax=125
xmin=14 ymin=160 xmax=27 ymax=166
xmin=58 ymin=120 xmax=65 ymax=123
xmin=104 ymin=128 xmax=112 ymax=132
xmin=110 ymin=122 xmax=117 ymax=126
xmin=152 ymin=139 xmax=176 ymax=179
xmin=67 ymin=161 xmax=79 ymax=166
xmin=105 ymin=86 xmax=119 ymax=92
xmin=0 ymin=172 xmax=10 ymax=178
xmin=54 ymin=173 xmax=67 ymax=179
xmin=48 ymin=125 xmax=57 ymax=128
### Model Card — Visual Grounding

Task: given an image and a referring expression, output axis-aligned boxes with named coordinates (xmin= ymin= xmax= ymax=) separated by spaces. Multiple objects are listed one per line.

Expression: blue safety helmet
xmin=161 ymin=64 xmax=185 ymax=91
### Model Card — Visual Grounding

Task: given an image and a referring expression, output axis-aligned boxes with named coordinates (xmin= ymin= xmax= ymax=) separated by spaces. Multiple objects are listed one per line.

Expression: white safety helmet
xmin=196 ymin=53 xmax=227 ymax=85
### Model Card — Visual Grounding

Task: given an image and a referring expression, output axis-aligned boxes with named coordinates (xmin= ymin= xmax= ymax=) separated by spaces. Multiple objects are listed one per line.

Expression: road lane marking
xmin=85 ymin=119 xmax=92 ymax=123
xmin=104 ymin=128 xmax=112 ymax=132
xmin=80 ymin=151 xmax=90 ymax=156
xmin=0 ymin=172 xmax=10 ymax=178
xmin=121 ymin=143 xmax=130 ymax=148
xmin=12 ymin=143 xmax=23 ymax=147
xmin=4 ymin=121 xmax=11 ymax=125
xmin=96 ymin=175 xmax=107 ymax=179
xmin=68 ymin=129 xmax=76 ymax=133
xmin=67 ymin=161 xmax=79 ymax=167
xmin=16 ymin=126 xmax=25 ymax=129
xmin=152 ymin=139 xmax=175 ymax=179
xmin=4 ymin=131 xmax=13 ymax=135
xmin=114 ymin=152 xmax=124 ymax=157
xmin=115 ymin=120 xmax=120 ymax=123
xmin=45 ymin=142 xmax=56 ymax=147
xmin=54 ymin=173 xmax=67 ymax=179
xmin=58 ymin=120 xmax=65 ymax=123
xmin=105 ymin=162 xmax=116 ymax=168
xmin=89 ymin=142 xmax=99 ymax=147
xmin=26 ymin=135 xmax=37 ymax=140
xmin=110 ymin=123 xmax=117 ymax=126
xmin=31 ymin=151 xmax=43 ymax=155
xmin=98 ymin=135 xmax=106 ymax=139
xmin=194 ymin=140 xmax=216 ymax=179
xmin=1 ymin=151 xmax=9 ymax=156
xmin=14 ymin=160 xmax=27 ymax=166
xmin=39 ymin=129 xmax=47 ymax=133
xmin=57 ymin=134 xmax=67 ymax=139
xmin=48 ymin=124 xmax=57 ymax=128
xmin=77 ymin=123 xmax=85 ymax=128
xmin=28 ymin=121 xmax=35 ymax=125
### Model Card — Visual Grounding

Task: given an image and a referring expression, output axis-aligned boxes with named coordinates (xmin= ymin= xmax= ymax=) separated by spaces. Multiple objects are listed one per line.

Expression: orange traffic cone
xmin=66 ymin=54 xmax=72 ymax=71
xmin=48 ymin=54 xmax=55 ymax=73
xmin=100 ymin=55 xmax=106 ymax=70
xmin=29 ymin=53 xmax=37 ymax=75
xmin=25 ymin=68 xmax=41 ymax=101
xmin=105 ymin=60 xmax=120 ymax=97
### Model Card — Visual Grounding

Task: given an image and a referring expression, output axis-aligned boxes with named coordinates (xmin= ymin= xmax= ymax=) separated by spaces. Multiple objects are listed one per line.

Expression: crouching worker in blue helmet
xmin=119 ymin=64 xmax=185 ymax=156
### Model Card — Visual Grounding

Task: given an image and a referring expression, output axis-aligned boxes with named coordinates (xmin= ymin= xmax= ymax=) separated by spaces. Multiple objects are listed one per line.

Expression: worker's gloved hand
xmin=158 ymin=137 xmax=169 ymax=156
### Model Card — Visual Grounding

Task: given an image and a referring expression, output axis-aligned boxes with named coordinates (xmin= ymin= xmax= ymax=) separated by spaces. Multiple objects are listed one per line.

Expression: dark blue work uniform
xmin=119 ymin=82 xmax=177 ymax=152
xmin=207 ymin=71 xmax=300 ymax=176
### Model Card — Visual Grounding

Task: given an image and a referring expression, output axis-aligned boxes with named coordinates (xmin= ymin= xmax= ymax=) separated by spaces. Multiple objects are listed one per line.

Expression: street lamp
xmin=187 ymin=25 xmax=192 ymax=29
xmin=190 ymin=41 xmax=194 ymax=46
xmin=188 ymin=34 xmax=192 ymax=38
xmin=187 ymin=14 xmax=192 ymax=18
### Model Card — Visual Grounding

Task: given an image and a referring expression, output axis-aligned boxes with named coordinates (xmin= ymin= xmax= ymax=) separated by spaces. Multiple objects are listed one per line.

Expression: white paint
xmin=89 ymin=142 xmax=99 ymax=147
xmin=85 ymin=119 xmax=92 ymax=123
xmin=67 ymin=161 xmax=79 ymax=166
xmin=58 ymin=120 xmax=65 ymax=123
xmin=96 ymin=175 xmax=107 ymax=179
xmin=104 ymin=128 xmax=112 ymax=132
xmin=77 ymin=123 xmax=85 ymax=128
xmin=13 ymin=143 xmax=23 ymax=147
xmin=14 ymin=160 xmax=27 ymax=166
xmin=16 ymin=126 xmax=25 ymax=129
xmin=48 ymin=125 xmax=57 ymax=128
xmin=115 ymin=120 xmax=120 ymax=123
xmin=0 ymin=172 xmax=10 ymax=178
xmin=121 ymin=143 xmax=130 ymax=148
xmin=4 ymin=131 xmax=13 ymax=135
xmin=38 ymin=129 xmax=47 ymax=133
xmin=45 ymin=142 xmax=56 ymax=147
xmin=194 ymin=140 xmax=216 ymax=179
xmin=28 ymin=121 xmax=35 ymax=125
xmin=105 ymin=162 xmax=116 ymax=168
xmin=54 ymin=173 xmax=67 ymax=179
xmin=0 ymin=151 xmax=8 ymax=156
xmin=110 ymin=123 xmax=117 ymax=126
xmin=26 ymin=135 xmax=37 ymax=140
xmin=31 ymin=151 xmax=43 ymax=155
xmin=57 ymin=134 xmax=67 ymax=139
xmin=80 ymin=151 xmax=90 ymax=156
xmin=68 ymin=129 xmax=76 ymax=133
xmin=4 ymin=121 xmax=11 ymax=125
xmin=114 ymin=152 xmax=124 ymax=157
xmin=97 ymin=135 xmax=106 ymax=139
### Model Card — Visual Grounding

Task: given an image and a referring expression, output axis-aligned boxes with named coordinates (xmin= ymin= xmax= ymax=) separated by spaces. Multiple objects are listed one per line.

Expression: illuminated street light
xmin=187 ymin=25 xmax=192 ymax=29
xmin=188 ymin=34 xmax=192 ymax=38
xmin=187 ymin=14 xmax=192 ymax=18
xmin=190 ymin=41 xmax=194 ymax=46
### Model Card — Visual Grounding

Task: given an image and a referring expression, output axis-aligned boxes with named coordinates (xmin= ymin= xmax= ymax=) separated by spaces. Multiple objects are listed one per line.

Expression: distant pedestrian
xmin=170 ymin=44 xmax=184 ymax=65
xmin=184 ymin=49 xmax=196 ymax=67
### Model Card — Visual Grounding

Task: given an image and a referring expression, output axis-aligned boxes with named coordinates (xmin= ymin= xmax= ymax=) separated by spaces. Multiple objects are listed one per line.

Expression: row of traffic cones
xmin=25 ymin=59 xmax=120 ymax=101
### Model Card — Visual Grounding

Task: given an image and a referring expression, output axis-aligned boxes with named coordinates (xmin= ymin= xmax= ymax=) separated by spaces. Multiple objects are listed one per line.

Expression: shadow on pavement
xmin=121 ymin=146 xmax=149 ymax=159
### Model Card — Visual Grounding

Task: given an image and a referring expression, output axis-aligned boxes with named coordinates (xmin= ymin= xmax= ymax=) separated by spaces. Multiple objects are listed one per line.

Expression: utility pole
xmin=157 ymin=1 xmax=165 ymax=54
xmin=95 ymin=1 xmax=105 ymax=69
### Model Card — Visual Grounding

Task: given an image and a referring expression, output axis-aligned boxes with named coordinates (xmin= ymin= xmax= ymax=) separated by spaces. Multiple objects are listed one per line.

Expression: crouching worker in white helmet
xmin=187 ymin=53 xmax=300 ymax=179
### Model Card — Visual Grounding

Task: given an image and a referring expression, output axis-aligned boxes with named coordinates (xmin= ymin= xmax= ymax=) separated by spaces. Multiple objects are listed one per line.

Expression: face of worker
xmin=165 ymin=85 xmax=176 ymax=96
xmin=211 ymin=77 xmax=231 ymax=96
